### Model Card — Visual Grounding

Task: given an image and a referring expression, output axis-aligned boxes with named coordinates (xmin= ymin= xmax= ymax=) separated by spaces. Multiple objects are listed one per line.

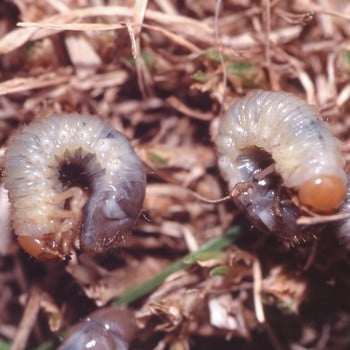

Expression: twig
xmin=297 ymin=211 xmax=350 ymax=225
xmin=214 ymin=0 xmax=227 ymax=108
xmin=253 ymin=258 xmax=265 ymax=323
xmin=11 ymin=287 xmax=42 ymax=350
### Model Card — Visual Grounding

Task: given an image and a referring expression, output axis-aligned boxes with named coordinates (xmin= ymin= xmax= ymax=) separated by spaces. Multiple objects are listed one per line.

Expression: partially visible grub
xmin=0 ymin=0 xmax=350 ymax=349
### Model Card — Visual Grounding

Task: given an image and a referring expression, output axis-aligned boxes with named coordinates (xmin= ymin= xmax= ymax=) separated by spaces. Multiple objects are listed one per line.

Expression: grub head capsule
xmin=298 ymin=175 xmax=346 ymax=213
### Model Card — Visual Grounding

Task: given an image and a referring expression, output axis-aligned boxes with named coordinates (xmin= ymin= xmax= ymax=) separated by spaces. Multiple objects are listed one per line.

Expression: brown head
xmin=298 ymin=175 xmax=346 ymax=213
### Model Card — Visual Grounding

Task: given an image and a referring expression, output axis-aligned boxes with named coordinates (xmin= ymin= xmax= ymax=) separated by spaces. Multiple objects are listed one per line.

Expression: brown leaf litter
xmin=0 ymin=0 xmax=350 ymax=349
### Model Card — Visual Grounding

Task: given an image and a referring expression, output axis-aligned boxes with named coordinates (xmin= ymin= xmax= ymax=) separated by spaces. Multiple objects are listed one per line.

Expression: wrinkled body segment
xmin=57 ymin=307 xmax=137 ymax=350
xmin=4 ymin=114 xmax=146 ymax=258
xmin=216 ymin=90 xmax=346 ymax=241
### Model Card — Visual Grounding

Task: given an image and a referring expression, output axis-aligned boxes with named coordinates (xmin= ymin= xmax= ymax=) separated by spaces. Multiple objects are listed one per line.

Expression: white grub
xmin=57 ymin=307 xmax=137 ymax=350
xmin=217 ymin=91 xmax=345 ymax=191
xmin=3 ymin=114 xmax=146 ymax=258
xmin=215 ymin=90 xmax=346 ymax=241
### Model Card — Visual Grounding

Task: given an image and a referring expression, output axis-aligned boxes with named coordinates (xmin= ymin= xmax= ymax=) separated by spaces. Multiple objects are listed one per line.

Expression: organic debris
xmin=0 ymin=1 xmax=350 ymax=349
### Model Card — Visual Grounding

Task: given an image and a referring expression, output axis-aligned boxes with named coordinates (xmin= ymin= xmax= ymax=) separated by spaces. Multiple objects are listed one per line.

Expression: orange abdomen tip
xmin=298 ymin=175 xmax=346 ymax=213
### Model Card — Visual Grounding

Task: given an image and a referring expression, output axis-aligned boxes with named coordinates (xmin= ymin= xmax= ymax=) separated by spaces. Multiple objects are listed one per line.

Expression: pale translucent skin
xmin=216 ymin=90 xmax=346 ymax=190
xmin=57 ymin=307 xmax=137 ymax=350
xmin=215 ymin=90 xmax=346 ymax=240
xmin=3 ymin=114 xmax=146 ymax=254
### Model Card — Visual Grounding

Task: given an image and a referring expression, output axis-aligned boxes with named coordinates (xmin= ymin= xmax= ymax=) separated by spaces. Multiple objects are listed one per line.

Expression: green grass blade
xmin=115 ymin=226 xmax=241 ymax=306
